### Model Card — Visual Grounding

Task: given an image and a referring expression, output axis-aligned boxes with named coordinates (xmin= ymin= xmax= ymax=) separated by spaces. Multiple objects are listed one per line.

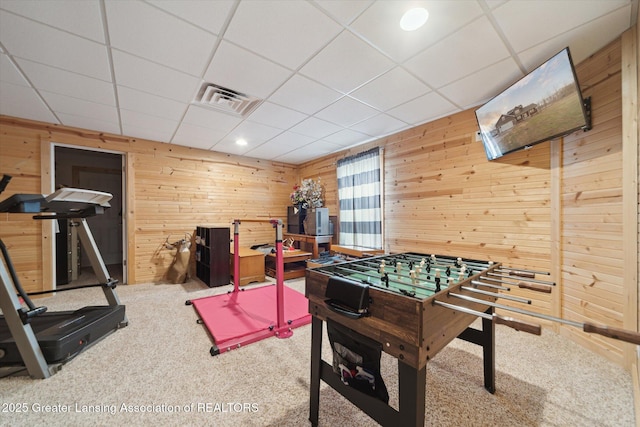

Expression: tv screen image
xmin=475 ymin=47 xmax=590 ymax=160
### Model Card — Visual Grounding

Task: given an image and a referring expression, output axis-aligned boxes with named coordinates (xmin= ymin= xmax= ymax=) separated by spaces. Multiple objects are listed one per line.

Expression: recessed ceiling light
xmin=400 ymin=7 xmax=429 ymax=31
xmin=236 ymin=139 xmax=247 ymax=146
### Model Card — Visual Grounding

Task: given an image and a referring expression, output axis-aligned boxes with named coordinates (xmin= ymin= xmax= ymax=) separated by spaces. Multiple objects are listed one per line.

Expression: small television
xmin=475 ymin=47 xmax=591 ymax=160
xmin=303 ymin=207 xmax=330 ymax=236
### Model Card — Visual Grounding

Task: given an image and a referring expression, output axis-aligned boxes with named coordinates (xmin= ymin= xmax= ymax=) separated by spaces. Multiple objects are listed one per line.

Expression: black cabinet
xmin=287 ymin=206 xmax=306 ymax=234
xmin=195 ymin=226 xmax=230 ymax=287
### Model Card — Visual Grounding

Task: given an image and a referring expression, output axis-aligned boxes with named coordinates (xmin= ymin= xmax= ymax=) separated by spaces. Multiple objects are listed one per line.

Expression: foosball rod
xmin=324 ymin=271 xmax=430 ymax=299
xmin=479 ymin=276 xmax=553 ymax=294
xmin=497 ymin=267 xmax=552 ymax=277
xmin=433 ymin=300 xmax=541 ymax=335
xmin=470 ymin=280 xmax=511 ymax=291
xmin=486 ymin=271 xmax=556 ymax=286
xmin=449 ymin=292 xmax=640 ymax=345
xmin=460 ymin=286 xmax=531 ymax=305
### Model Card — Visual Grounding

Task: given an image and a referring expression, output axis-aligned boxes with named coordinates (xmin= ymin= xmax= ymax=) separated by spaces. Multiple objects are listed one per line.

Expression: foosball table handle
xmin=583 ymin=322 xmax=640 ymax=345
xmin=517 ymin=281 xmax=552 ymax=293
xmin=494 ymin=315 xmax=541 ymax=335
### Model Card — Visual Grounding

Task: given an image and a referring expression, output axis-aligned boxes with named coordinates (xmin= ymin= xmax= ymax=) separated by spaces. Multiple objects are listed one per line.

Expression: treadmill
xmin=0 ymin=175 xmax=127 ymax=379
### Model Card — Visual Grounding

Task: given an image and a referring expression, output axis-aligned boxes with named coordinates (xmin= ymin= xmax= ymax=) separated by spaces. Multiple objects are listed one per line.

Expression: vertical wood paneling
xmin=0 ymin=117 xmax=298 ymax=287
xmin=559 ymin=37 xmax=627 ymax=365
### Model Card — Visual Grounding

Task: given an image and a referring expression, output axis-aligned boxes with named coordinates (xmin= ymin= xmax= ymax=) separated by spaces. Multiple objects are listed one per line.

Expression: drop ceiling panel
xmin=438 ymin=58 xmax=522 ymax=108
xmin=0 ymin=0 xmax=105 ymax=43
xmin=105 ymin=1 xmax=216 ymax=76
xmin=388 ymin=91 xmax=457 ymax=125
xmin=350 ymin=113 xmax=408 ymax=136
xmin=268 ymin=74 xmax=342 ymax=115
xmin=313 ymin=0 xmax=373 ymax=25
xmin=275 ymin=141 xmax=343 ymax=163
xmin=323 ymin=128 xmax=372 ymax=146
xmin=203 ymin=41 xmax=292 ymax=99
xmin=0 ymin=11 xmax=111 ymax=80
xmin=404 ymin=16 xmax=511 ymax=90
xmin=120 ymin=109 xmax=179 ymax=143
xmin=40 ymin=90 xmax=119 ymax=124
xmin=112 ymin=51 xmax=200 ymax=103
xmin=289 ymin=116 xmax=343 ymax=139
xmin=245 ymin=132 xmax=316 ymax=159
xmin=212 ymin=120 xmax=283 ymax=151
xmin=225 ymin=1 xmax=342 ymax=70
xmin=0 ymin=81 xmax=59 ymax=123
xmin=350 ymin=0 xmax=483 ymax=62
xmin=247 ymin=102 xmax=307 ymax=130
xmin=171 ymin=122 xmax=229 ymax=149
xmin=147 ymin=0 xmax=235 ymax=35
xmin=315 ymin=96 xmax=379 ymax=127
xmin=493 ymin=0 xmax=630 ymax=52
xmin=0 ymin=53 xmax=29 ymax=86
xmin=181 ymin=105 xmax=242 ymax=134
xmin=350 ymin=67 xmax=431 ymax=111
xmin=300 ymin=30 xmax=395 ymax=94
xmin=117 ymin=86 xmax=187 ymax=122
xmin=56 ymin=112 xmax=121 ymax=135
xmin=15 ymin=58 xmax=116 ymax=105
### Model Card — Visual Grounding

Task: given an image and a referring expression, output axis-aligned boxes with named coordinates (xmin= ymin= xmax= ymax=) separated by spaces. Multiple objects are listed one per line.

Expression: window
xmin=336 ymin=148 xmax=383 ymax=249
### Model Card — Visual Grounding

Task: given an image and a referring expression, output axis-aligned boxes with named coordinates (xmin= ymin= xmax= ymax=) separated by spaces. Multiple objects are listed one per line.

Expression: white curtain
xmin=337 ymin=148 xmax=382 ymax=249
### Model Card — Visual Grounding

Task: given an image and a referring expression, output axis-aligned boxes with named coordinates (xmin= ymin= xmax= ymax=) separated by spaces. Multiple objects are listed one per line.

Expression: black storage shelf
xmin=195 ymin=226 xmax=230 ymax=287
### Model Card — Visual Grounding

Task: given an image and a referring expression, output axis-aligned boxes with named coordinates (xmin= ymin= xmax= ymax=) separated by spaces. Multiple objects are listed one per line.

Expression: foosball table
xmin=305 ymin=252 xmax=640 ymax=427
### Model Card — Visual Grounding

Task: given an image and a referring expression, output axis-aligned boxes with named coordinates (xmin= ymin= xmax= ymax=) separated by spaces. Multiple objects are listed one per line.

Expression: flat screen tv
xmin=475 ymin=47 xmax=591 ymax=160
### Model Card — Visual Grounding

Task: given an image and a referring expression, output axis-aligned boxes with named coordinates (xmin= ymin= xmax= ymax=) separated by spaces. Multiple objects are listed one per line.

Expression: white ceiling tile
xmin=56 ymin=112 xmax=121 ymax=135
xmin=351 ymin=0 xmax=483 ymax=62
xmin=147 ymin=0 xmax=235 ymax=34
xmin=246 ymin=102 xmax=307 ymax=130
xmin=315 ymin=97 xmax=379 ymax=127
xmin=181 ymin=105 xmax=242 ymax=132
xmin=323 ymin=128 xmax=371 ymax=146
xmin=212 ymin=120 xmax=283 ymax=149
xmin=289 ymin=116 xmax=342 ymax=139
xmin=350 ymin=67 xmax=430 ymax=111
xmin=438 ymin=58 xmax=523 ymax=109
xmin=117 ymin=86 xmax=187 ymax=121
xmin=274 ymin=141 xmax=342 ymax=163
xmin=516 ymin=6 xmax=633 ymax=69
xmin=106 ymin=1 xmax=216 ymax=76
xmin=15 ymin=58 xmax=116 ymax=105
xmin=0 ymin=53 xmax=29 ymax=86
xmin=225 ymin=1 xmax=342 ymax=70
xmin=208 ymin=138 xmax=254 ymax=156
xmin=40 ymin=90 xmax=119 ymax=124
xmin=388 ymin=91 xmax=458 ymax=125
xmin=0 ymin=0 xmax=105 ymax=43
xmin=0 ymin=11 xmax=110 ymax=80
xmin=313 ymin=0 xmax=373 ymax=25
xmin=203 ymin=41 xmax=292 ymax=99
xmin=120 ymin=109 xmax=178 ymax=142
xmin=112 ymin=51 xmax=200 ymax=103
xmin=172 ymin=122 xmax=228 ymax=149
xmin=350 ymin=113 xmax=408 ymax=136
xmin=268 ymin=74 xmax=342 ymax=115
xmin=492 ymin=0 xmax=630 ymax=52
xmin=245 ymin=132 xmax=316 ymax=159
xmin=0 ymin=81 xmax=58 ymax=123
xmin=405 ymin=16 xmax=510 ymax=89
xmin=299 ymin=30 xmax=394 ymax=93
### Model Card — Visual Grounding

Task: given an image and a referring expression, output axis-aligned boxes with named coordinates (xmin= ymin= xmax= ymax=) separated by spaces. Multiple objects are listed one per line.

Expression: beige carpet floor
xmin=0 ymin=277 xmax=635 ymax=427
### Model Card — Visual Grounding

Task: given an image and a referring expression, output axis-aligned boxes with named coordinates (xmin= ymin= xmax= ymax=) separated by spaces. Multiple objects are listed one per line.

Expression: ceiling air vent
xmin=194 ymin=83 xmax=261 ymax=117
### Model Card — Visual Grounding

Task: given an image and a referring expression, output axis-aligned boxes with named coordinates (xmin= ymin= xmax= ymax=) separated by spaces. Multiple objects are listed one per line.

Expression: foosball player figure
xmin=435 ymin=269 xmax=441 ymax=292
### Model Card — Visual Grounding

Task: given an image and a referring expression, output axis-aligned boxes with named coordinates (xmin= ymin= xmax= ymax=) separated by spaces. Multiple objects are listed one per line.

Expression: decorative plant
xmin=290 ymin=178 xmax=323 ymax=208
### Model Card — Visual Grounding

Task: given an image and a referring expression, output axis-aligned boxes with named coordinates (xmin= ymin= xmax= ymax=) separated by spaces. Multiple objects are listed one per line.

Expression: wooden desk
xmin=265 ymin=250 xmax=312 ymax=280
xmin=230 ymin=247 xmax=265 ymax=286
xmin=331 ymin=245 xmax=384 ymax=258
xmin=283 ymin=233 xmax=331 ymax=258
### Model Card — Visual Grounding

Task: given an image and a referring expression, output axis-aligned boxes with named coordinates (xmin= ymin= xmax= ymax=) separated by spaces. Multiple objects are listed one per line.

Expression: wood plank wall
xmin=0 ymin=118 xmax=297 ymax=287
xmin=299 ymin=36 xmax=634 ymax=368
